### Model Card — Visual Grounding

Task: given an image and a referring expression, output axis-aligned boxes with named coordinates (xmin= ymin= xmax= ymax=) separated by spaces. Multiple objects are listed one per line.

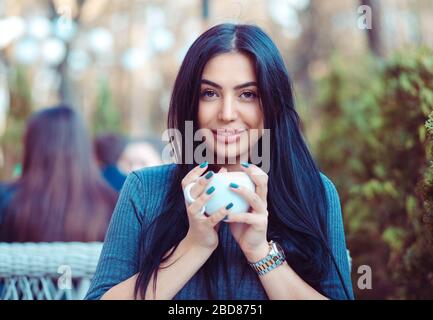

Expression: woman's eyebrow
xmin=233 ymin=81 xmax=258 ymax=90
xmin=201 ymin=79 xmax=222 ymax=89
xmin=201 ymin=79 xmax=258 ymax=90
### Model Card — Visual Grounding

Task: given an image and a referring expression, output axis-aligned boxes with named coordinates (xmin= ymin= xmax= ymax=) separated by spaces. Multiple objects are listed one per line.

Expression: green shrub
xmin=0 ymin=65 xmax=33 ymax=180
xmin=92 ymin=78 xmax=123 ymax=135
xmin=313 ymin=48 xmax=433 ymax=299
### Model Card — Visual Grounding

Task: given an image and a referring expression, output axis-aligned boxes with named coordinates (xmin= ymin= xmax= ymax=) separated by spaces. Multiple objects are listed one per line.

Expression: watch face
xmin=274 ymin=242 xmax=285 ymax=258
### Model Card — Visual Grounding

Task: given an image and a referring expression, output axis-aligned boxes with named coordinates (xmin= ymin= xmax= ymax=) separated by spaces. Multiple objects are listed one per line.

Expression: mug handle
xmin=183 ymin=182 xmax=205 ymax=215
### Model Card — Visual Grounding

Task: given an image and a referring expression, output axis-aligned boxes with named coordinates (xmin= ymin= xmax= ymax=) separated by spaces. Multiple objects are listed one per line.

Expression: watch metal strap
xmin=249 ymin=242 xmax=285 ymax=276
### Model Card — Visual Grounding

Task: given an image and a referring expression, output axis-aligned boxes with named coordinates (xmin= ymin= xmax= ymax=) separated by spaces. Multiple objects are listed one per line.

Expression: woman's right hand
xmin=181 ymin=163 xmax=229 ymax=251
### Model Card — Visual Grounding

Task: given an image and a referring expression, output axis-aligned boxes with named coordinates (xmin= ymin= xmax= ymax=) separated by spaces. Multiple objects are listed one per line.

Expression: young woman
xmin=86 ymin=23 xmax=354 ymax=300
xmin=0 ymin=105 xmax=117 ymax=242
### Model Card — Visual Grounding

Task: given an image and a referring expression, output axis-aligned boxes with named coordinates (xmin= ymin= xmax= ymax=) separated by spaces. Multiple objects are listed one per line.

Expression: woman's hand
xmin=224 ymin=163 xmax=270 ymax=262
xmin=181 ymin=163 xmax=229 ymax=251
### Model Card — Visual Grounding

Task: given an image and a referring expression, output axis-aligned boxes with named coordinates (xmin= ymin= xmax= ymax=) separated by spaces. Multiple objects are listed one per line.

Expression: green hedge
xmin=313 ymin=48 xmax=433 ymax=299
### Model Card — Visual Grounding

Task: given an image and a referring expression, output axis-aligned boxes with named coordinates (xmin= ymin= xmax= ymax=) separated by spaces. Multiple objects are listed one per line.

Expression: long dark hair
xmin=0 ymin=105 xmax=117 ymax=242
xmin=94 ymin=133 xmax=128 ymax=167
xmin=135 ymin=23 xmax=349 ymax=299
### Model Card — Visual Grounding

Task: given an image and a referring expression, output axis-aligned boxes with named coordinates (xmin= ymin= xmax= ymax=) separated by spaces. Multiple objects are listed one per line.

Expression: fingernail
xmin=225 ymin=202 xmax=233 ymax=210
xmin=223 ymin=215 xmax=229 ymax=222
xmin=205 ymin=171 xmax=214 ymax=179
xmin=199 ymin=161 xmax=208 ymax=168
xmin=206 ymin=186 xmax=215 ymax=195
xmin=241 ymin=162 xmax=250 ymax=168
xmin=229 ymin=182 xmax=239 ymax=189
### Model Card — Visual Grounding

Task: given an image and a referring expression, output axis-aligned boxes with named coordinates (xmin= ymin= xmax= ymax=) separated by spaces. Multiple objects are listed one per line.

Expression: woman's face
xmin=198 ymin=52 xmax=264 ymax=162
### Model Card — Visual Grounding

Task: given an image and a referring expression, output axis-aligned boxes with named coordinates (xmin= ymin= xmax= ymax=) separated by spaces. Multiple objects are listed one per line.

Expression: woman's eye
xmin=240 ymin=91 xmax=257 ymax=100
xmin=201 ymin=90 xmax=218 ymax=99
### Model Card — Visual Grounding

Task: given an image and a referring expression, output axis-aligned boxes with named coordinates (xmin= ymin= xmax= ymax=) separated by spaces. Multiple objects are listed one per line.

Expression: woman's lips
xmin=212 ymin=129 xmax=246 ymax=144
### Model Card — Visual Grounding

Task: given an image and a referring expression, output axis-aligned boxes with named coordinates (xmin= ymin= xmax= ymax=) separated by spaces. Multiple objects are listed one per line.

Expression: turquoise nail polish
xmin=199 ymin=161 xmax=208 ymax=168
xmin=229 ymin=182 xmax=239 ymax=189
xmin=225 ymin=202 xmax=233 ymax=210
xmin=206 ymin=186 xmax=215 ymax=195
xmin=205 ymin=171 xmax=214 ymax=179
xmin=241 ymin=162 xmax=250 ymax=168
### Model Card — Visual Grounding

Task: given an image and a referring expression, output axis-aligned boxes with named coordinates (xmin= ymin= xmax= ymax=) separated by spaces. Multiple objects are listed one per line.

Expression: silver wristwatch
xmin=248 ymin=241 xmax=286 ymax=276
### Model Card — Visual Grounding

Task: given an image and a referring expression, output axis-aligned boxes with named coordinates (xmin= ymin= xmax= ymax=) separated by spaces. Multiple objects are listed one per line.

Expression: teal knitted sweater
xmin=85 ymin=164 xmax=354 ymax=300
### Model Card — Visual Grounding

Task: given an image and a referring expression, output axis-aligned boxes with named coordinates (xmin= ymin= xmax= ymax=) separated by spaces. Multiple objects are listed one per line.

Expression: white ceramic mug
xmin=202 ymin=171 xmax=255 ymax=215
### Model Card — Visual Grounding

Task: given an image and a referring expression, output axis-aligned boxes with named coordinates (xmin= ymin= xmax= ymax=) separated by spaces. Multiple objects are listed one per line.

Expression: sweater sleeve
xmin=319 ymin=173 xmax=355 ymax=300
xmin=85 ymin=172 xmax=144 ymax=300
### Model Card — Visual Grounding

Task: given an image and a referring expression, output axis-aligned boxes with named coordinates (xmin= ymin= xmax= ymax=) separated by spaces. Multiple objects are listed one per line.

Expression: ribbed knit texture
xmin=85 ymin=164 xmax=354 ymax=300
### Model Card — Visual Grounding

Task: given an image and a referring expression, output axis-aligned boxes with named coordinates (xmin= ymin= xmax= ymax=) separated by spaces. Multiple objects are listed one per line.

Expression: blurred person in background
xmin=0 ymin=105 xmax=117 ymax=242
xmin=94 ymin=133 xmax=128 ymax=192
xmin=117 ymin=138 xmax=163 ymax=173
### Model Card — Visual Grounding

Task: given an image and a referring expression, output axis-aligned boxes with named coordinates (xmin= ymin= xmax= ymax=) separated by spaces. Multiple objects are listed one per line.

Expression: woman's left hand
xmin=224 ymin=163 xmax=270 ymax=262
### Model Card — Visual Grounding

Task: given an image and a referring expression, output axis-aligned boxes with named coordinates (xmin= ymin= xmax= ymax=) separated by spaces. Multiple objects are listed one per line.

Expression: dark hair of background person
xmin=94 ymin=133 xmax=128 ymax=167
xmin=0 ymin=105 xmax=118 ymax=242
xmin=134 ymin=23 xmax=350 ymax=299
xmin=94 ymin=133 xmax=128 ymax=192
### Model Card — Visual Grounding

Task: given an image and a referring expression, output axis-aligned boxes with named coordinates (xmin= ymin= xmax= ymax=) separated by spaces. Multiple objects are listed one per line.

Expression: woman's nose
xmin=219 ymin=96 xmax=237 ymax=122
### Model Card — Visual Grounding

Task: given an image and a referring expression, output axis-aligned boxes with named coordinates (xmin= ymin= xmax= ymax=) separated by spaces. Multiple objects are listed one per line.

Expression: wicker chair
xmin=0 ymin=243 xmax=353 ymax=300
xmin=0 ymin=242 xmax=102 ymax=300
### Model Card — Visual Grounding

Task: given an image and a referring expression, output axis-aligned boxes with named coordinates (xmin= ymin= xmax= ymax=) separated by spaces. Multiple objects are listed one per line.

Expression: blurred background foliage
xmin=92 ymin=78 xmax=123 ymax=136
xmin=1 ymin=65 xmax=33 ymax=179
xmin=313 ymin=48 xmax=433 ymax=299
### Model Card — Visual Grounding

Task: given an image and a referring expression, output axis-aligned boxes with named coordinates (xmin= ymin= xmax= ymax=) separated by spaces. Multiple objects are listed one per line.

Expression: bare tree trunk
xmin=359 ymin=0 xmax=385 ymax=57
xmin=202 ymin=0 xmax=210 ymax=20
xmin=49 ymin=0 xmax=87 ymax=107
